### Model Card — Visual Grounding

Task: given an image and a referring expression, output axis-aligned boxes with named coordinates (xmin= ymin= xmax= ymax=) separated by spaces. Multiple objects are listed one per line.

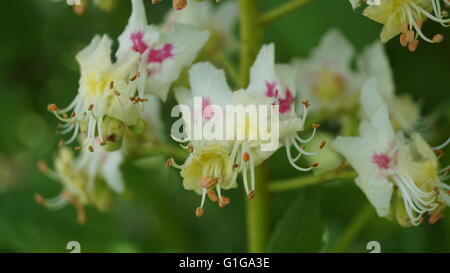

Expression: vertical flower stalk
xmin=238 ymin=0 xmax=270 ymax=253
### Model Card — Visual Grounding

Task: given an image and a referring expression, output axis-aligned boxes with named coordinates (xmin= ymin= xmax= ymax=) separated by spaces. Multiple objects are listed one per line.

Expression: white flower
xmin=292 ymin=29 xmax=361 ymax=114
xmin=333 ymin=79 xmax=449 ymax=226
xmin=245 ymin=44 xmax=323 ymax=176
xmin=358 ymin=41 xmax=420 ymax=131
xmin=359 ymin=0 xmax=447 ymax=50
xmin=162 ymin=0 xmax=238 ymax=54
xmin=116 ymin=0 xmax=210 ymax=101
xmin=36 ymin=138 xmax=125 ymax=224
xmin=171 ymin=62 xmax=237 ymax=217
xmin=48 ymin=34 xmax=143 ymax=151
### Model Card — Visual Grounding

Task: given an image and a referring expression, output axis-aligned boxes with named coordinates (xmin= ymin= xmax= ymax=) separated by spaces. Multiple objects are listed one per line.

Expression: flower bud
xmin=101 ymin=116 xmax=125 ymax=151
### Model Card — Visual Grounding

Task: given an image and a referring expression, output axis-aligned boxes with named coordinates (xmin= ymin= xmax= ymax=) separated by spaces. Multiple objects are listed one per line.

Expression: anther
xmin=219 ymin=196 xmax=230 ymax=208
xmin=70 ymin=112 xmax=76 ymax=117
xmin=152 ymin=0 xmax=161 ymax=4
xmin=63 ymin=113 xmax=69 ymax=119
xmin=196 ymin=207 xmax=205 ymax=217
xmin=165 ymin=158 xmax=173 ymax=168
xmin=429 ymin=213 xmax=444 ymax=224
xmin=187 ymin=145 xmax=193 ymax=153
xmin=58 ymin=140 xmax=64 ymax=147
xmin=114 ymin=90 xmax=121 ymax=96
xmin=200 ymin=177 xmax=219 ymax=189
xmin=312 ymin=123 xmax=320 ymax=128
xmin=173 ymin=0 xmax=187 ymax=10
xmin=400 ymin=33 xmax=408 ymax=47
xmin=47 ymin=104 xmax=59 ymax=112
xmin=406 ymin=30 xmax=415 ymax=43
xmin=436 ymin=150 xmax=445 ymax=157
xmin=88 ymin=145 xmax=94 ymax=153
xmin=233 ymin=164 xmax=239 ymax=169
xmin=75 ymin=146 xmax=81 ymax=151
xmin=301 ymin=100 xmax=311 ymax=108
xmin=109 ymin=81 xmax=114 ymax=89
xmin=247 ymin=190 xmax=255 ymax=200
xmin=129 ymin=97 xmax=135 ymax=102
xmin=88 ymin=104 xmax=94 ymax=111
xmin=243 ymin=152 xmax=250 ymax=162
xmin=320 ymin=140 xmax=327 ymax=149
xmin=34 ymin=193 xmax=46 ymax=206
xmin=207 ymin=191 xmax=218 ymax=202
xmin=129 ymin=72 xmax=140 ymax=81
xmin=432 ymin=34 xmax=444 ymax=43
xmin=311 ymin=163 xmax=319 ymax=168
xmin=37 ymin=160 xmax=49 ymax=174
xmin=408 ymin=39 xmax=419 ymax=52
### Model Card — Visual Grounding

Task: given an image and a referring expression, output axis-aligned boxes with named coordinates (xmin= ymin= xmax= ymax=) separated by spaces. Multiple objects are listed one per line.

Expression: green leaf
xmin=267 ymin=188 xmax=325 ymax=253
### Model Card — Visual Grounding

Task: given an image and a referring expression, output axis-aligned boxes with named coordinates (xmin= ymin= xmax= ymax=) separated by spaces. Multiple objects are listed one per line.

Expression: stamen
xmin=47 ymin=104 xmax=59 ymax=112
xmin=207 ymin=190 xmax=218 ymax=202
xmin=433 ymin=137 xmax=450 ymax=150
xmin=200 ymin=177 xmax=219 ymax=189
xmin=219 ymin=196 xmax=230 ymax=208
xmin=196 ymin=207 xmax=204 ymax=217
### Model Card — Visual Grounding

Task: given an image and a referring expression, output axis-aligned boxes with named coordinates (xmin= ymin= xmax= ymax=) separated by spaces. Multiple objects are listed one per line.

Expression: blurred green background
xmin=0 ymin=0 xmax=449 ymax=253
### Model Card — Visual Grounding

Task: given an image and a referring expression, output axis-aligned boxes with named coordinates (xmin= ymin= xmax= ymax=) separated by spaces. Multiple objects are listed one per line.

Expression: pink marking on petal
xmin=130 ymin=32 xmax=148 ymax=54
xmin=278 ymin=88 xmax=295 ymax=114
xmin=202 ymin=97 xmax=214 ymax=120
xmin=265 ymin=81 xmax=278 ymax=98
xmin=147 ymin=43 xmax=174 ymax=64
xmin=372 ymin=153 xmax=392 ymax=170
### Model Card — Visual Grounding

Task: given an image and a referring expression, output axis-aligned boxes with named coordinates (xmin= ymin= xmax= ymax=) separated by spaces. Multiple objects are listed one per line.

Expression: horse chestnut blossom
xmin=171 ymin=62 xmax=237 ymax=216
xmin=246 ymin=44 xmax=324 ymax=174
xmin=36 ymin=139 xmax=125 ymax=224
xmin=162 ymin=0 xmax=238 ymax=54
xmin=168 ymin=46 xmax=323 ymax=216
xmin=333 ymin=79 xmax=450 ymax=226
xmin=350 ymin=0 xmax=449 ymax=51
xmin=47 ymin=34 xmax=144 ymax=152
xmin=357 ymin=41 xmax=420 ymax=132
xmin=292 ymin=29 xmax=361 ymax=115
xmin=116 ymin=0 xmax=210 ymax=101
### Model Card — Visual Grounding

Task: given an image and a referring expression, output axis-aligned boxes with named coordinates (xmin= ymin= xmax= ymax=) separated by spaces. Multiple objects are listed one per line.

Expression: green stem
xmin=329 ymin=204 xmax=374 ymax=253
xmin=211 ymin=52 xmax=240 ymax=88
xmin=239 ymin=0 xmax=263 ymax=88
xmin=136 ymin=144 xmax=188 ymax=161
xmin=269 ymin=170 xmax=358 ymax=192
xmin=260 ymin=0 xmax=313 ymax=26
xmin=238 ymin=0 xmax=269 ymax=253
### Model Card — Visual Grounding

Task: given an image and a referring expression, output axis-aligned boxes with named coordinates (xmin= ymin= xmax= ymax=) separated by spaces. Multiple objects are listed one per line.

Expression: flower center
xmin=265 ymin=81 xmax=278 ymax=98
xmin=278 ymin=88 xmax=295 ymax=114
xmin=147 ymin=43 xmax=174 ymax=64
xmin=130 ymin=32 xmax=148 ymax=54
xmin=201 ymin=97 xmax=214 ymax=120
xmin=372 ymin=153 xmax=392 ymax=170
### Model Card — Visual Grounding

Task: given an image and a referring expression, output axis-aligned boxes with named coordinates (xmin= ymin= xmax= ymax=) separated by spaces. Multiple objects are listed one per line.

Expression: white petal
xmin=145 ymin=24 xmax=210 ymax=100
xmin=358 ymin=42 xmax=395 ymax=99
xmin=355 ymin=175 xmax=393 ymax=217
xmin=311 ymin=29 xmax=354 ymax=70
xmin=188 ymin=62 xmax=233 ymax=106
xmin=247 ymin=44 xmax=278 ymax=96
xmin=360 ymin=78 xmax=385 ymax=119
xmin=100 ymin=151 xmax=125 ymax=193
xmin=116 ymin=0 xmax=148 ymax=61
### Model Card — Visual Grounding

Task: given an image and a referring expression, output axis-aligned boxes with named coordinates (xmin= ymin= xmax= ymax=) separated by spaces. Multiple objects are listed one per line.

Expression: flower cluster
xmin=292 ymin=29 xmax=421 ymax=132
xmin=41 ymin=0 xmax=209 ymax=221
xmin=333 ymin=79 xmax=449 ymax=226
xmin=167 ymin=45 xmax=324 ymax=216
